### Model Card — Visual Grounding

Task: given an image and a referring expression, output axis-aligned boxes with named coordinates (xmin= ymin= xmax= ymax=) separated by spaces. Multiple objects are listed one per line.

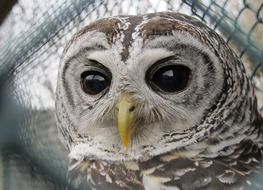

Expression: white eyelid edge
xmin=87 ymin=51 xmax=113 ymax=67
xmin=139 ymin=48 xmax=175 ymax=66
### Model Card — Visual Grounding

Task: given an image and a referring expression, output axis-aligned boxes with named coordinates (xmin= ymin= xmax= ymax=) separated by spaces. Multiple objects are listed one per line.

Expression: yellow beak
xmin=116 ymin=94 xmax=135 ymax=148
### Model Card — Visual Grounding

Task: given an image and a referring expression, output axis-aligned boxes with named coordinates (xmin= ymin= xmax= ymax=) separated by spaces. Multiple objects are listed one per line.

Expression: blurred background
xmin=0 ymin=0 xmax=262 ymax=189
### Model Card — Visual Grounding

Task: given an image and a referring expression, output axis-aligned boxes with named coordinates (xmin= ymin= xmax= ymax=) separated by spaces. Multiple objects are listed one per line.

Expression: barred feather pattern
xmin=55 ymin=12 xmax=263 ymax=190
xmin=68 ymin=139 xmax=263 ymax=190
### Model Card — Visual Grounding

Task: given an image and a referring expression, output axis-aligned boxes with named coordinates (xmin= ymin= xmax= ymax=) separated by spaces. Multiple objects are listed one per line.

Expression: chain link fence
xmin=0 ymin=0 xmax=262 ymax=189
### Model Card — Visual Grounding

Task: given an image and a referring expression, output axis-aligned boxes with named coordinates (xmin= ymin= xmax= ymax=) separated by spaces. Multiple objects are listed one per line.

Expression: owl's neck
xmin=186 ymin=114 xmax=263 ymax=159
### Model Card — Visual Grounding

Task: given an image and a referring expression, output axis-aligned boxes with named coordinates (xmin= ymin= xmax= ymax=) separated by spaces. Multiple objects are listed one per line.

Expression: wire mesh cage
xmin=0 ymin=0 xmax=262 ymax=189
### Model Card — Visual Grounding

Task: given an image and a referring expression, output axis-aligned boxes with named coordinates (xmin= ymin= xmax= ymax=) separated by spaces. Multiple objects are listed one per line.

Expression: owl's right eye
xmin=80 ymin=71 xmax=111 ymax=95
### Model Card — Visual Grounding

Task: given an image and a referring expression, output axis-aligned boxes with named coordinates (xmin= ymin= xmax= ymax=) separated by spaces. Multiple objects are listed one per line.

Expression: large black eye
xmin=149 ymin=65 xmax=191 ymax=93
xmin=80 ymin=71 xmax=111 ymax=95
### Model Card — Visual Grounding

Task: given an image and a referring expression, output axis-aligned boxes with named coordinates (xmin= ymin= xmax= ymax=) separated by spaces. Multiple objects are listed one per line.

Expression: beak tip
xmin=122 ymin=139 xmax=130 ymax=148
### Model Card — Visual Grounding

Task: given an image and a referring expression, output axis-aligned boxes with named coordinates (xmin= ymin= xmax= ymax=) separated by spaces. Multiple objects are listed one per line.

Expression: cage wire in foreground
xmin=0 ymin=0 xmax=262 ymax=189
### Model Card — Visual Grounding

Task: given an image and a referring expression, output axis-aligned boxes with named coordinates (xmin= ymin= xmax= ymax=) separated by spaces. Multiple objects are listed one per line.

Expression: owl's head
xmin=56 ymin=12 xmax=259 ymax=162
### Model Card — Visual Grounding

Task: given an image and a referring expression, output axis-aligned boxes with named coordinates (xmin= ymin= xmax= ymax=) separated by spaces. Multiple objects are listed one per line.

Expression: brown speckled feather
xmin=68 ymin=139 xmax=263 ymax=190
xmin=56 ymin=12 xmax=263 ymax=190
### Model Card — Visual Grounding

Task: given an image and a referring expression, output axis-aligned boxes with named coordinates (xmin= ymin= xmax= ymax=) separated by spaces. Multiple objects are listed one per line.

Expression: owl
xmin=55 ymin=12 xmax=263 ymax=190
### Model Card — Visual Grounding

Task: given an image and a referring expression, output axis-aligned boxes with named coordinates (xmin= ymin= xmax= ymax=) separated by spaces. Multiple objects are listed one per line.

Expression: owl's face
xmin=56 ymin=12 xmax=250 ymax=162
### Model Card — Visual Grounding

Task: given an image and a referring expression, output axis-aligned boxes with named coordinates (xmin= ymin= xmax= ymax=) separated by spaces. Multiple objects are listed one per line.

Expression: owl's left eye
xmin=80 ymin=71 xmax=111 ymax=95
xmin=147 ymin=64 xmax=191 ymax=93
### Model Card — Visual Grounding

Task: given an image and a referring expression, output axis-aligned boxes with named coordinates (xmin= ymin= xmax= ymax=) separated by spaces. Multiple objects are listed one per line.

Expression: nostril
xmin=129 ymin=106 xmax=135 ymax=112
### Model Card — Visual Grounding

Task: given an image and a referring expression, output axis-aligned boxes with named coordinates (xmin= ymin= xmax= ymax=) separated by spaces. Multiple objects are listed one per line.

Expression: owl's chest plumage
xmin=68 ymin=139 xmax=263 ymax=190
